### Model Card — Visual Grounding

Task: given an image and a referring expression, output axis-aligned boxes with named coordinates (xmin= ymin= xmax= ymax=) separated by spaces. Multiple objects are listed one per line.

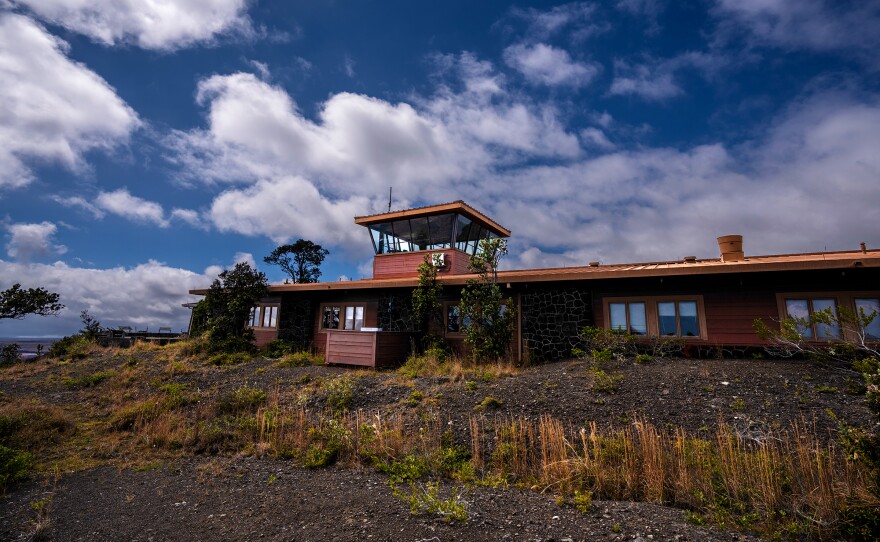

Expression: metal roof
xmin=252 ymin=248 xmax=880 ymax=293
xmin=353 ymin=200 xmax=511 ymax=238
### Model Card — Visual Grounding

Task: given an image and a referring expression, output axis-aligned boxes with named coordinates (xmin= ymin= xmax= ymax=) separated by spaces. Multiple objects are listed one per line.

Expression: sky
xmin=1 ymin=0 xmax=879 ymax=337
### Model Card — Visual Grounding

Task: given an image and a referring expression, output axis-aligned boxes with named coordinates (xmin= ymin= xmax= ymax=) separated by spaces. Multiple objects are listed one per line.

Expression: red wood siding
xmin=703 ymin=291 xmax=778 ymax=345
xmin=325 ymin=330 xmax=415 ymax=367
xmin=373 ymin=249 xmax=471 ymax=279
xmin=253 ymin=328 xmax=278 ymax=349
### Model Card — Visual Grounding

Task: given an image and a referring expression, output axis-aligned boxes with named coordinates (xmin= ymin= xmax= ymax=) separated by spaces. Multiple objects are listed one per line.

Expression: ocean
xmin=0 ymin=337 xmax=61 ymax=359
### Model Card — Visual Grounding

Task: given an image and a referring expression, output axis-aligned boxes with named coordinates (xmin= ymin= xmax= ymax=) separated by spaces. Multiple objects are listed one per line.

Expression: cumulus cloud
xmin=10 ymin=0 xmax=254 ymax=50
xmin=5 ymin=222 xmax=67 ymax=261
xmin=166 ymin=57 xmax=581 ymax=248
xmin=712 ymin=0 xmax=880 ymax=62
xmin=0 ymin=14 xmax=139 ymax=189
xmin=503 ymin=43 xmax=599 ymax=87
xmin=53 ymin=189 xmax=201 ymax=229
xmin=490 ymin=91 xmax=880 ymax=268
xmin=0 ymin=259 xmax=212 ymax=337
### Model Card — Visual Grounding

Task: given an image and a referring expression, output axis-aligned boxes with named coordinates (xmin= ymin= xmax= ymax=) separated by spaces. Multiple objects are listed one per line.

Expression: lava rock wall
xmin=521 ymin=286 xmax=593 ymax=362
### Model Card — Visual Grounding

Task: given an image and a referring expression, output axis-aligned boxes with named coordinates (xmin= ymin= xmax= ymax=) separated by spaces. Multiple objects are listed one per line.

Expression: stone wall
xmin=277 ymin=295 xmax=314 ymax=349
xmin=521 ymin=286 xmax=593 ymax=362
xmin=377 ymin=292 xmax=418 ymax=332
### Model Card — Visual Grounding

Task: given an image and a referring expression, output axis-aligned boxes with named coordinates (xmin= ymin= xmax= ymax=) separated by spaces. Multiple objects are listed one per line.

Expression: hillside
xmin=1 ymin=342 xmax=876 ymax=541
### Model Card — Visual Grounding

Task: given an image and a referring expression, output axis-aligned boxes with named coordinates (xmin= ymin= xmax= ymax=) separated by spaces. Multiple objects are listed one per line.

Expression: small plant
xmin=216 ymin=386 xmax=267 ymax=415
xmin=464 ymin=381 xmax=477 ymax=391
xmin=63 ymin=370 xmax=114 ymax=388
xmin=207 ymin=352 xmax=252 ymax=366
xmin=635 ymin=353 xmax=653 ymax=364
xmin=611 ymin=523 xmax=621 ymax=533
xmin=391 ymin=480 xmax=468 ymax=522
xmin=572 ymin=490 xmax=593 ymax=512
xmin=325 ymin=376 xmax=355 ymax=413
xmin=589 ymin=367 xmax=623 ymax=394
xmin=275 ymin=351 xmax=323 ymax=367
xmin=474 ymin=396 xmax=503 ymax=410
xmin=0 ymin=444 xmax=32 ymax=490
xmin=406 ymin=390 xmax=424 ymax=407
xmin=815 ymin=385 xmax=838 ymax=394
xmin=574 ymin=326 xmax=637 ymax=362
xmin=730 ymin=397 xmax=746 ymax=411
xmin=377 ymin=454 xmax=432 ymax=483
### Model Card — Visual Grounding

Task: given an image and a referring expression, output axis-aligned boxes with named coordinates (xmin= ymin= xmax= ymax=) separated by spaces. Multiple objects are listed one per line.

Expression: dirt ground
xmin=0 ymin=350 xmax=872 ymax=541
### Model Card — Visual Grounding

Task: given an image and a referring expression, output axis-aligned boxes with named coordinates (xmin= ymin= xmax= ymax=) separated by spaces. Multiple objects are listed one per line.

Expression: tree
xmin=264 ymin=240 xmax=329 ymax=283
xmin=197 ymin=262 xmax=268 ymax=352
xmin=0 ymin=283 xmax=63 ymax=320
xmin=459 ymin=238 xmax=516 ymax=362
xmin=411 ymin=255 xmax=443 ymax=332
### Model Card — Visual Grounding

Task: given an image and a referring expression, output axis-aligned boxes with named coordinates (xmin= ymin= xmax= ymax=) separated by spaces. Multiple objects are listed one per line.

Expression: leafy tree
xmin=198 ymin=262 xmax=268 ymax=352
xmin=459 ymin=238 xmax=516 ymax=362
xmin=412 ymin=256 xmax=443 ymax=332
xmin=264 ymin=239 xmax=329 ymax=283
xmin=0 ymin=283 xmax=63 ymax=320
xmin=79 ymin=310 xmax=103 ymax=340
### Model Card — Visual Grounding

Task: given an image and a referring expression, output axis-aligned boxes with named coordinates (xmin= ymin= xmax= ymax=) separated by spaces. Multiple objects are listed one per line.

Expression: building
xmin=191 ymin=201 xmax=880 ymax=366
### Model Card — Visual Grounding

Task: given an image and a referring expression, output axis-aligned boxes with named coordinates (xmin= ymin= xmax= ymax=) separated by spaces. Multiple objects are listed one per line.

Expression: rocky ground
xmin=0 ymin=347 xmax=872 ymax=541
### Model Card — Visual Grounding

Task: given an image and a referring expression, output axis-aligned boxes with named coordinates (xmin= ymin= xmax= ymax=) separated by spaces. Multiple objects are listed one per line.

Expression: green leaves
xmin=0 ymin=283 xmax=63 ymax=320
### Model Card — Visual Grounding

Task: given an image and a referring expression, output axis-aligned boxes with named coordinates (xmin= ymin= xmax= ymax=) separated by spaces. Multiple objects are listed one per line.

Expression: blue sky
xmin=1 ymin=0 xmax=879 ymax=337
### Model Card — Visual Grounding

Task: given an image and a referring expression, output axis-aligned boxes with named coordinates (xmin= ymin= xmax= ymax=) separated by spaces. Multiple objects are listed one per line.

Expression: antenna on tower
xmin=387 ymin=187 xmax=393 ymax=212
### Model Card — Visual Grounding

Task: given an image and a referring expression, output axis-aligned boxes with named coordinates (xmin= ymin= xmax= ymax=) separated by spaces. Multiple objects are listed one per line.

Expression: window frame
xmin=319 ymin=303 xmax=367 ymax=332
xmin=776 ymin=291 xmax=880 ymax=342
xmin=247 ymin=303 xmax=280 ymax=330
xmin=602 ymin=295 xmax=707 ymax=340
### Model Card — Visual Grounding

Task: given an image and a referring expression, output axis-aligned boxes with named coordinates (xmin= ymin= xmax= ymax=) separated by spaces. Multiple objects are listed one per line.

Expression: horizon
xmin=2 ymin=0 xmax=880 ymax=337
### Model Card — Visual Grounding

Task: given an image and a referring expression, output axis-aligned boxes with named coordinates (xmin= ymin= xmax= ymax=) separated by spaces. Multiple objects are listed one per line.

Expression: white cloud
xmin=490 ymin=91 xmax=880 ymax=267
xmin=0 ymin=14 xmax=139 ymax=189
xmin=54 ymin=189 xmax=202 ymax=229
xmin=0 ymin=259 xmax=211 ymax=337
xmin=209 ymin=176 xmax=370 ymax=251
xmin=11 ymin=0 xmax=254 ymax=50
xmin=95 ymin=189 xmax=169 ymax=227
xmin=510 ymin=2 xmax=608 ymax=42
xmin=580 ymin=127 xmax=615 ymax=150
xmin=503 ymin=43 xmax=599 ymax=87
xmin=609 ymin=52 xmax=727 ymax=101
xmin=166 ymin=58 xmax=581 ymax=248
xmin=712 ymin=0 xmax=880 ymax=61
xmin=5 ymin=221 xmax=67 ymax=261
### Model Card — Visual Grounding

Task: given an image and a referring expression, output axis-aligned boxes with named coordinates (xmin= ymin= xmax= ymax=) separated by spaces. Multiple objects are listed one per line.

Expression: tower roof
xmin=354 ymin=200 xmax=511 ymax=238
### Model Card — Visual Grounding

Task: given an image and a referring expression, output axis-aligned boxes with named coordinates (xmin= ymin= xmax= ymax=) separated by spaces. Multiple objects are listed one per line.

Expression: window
xmin=657 ymin=301 xmax=699 ymax=337
xmin=321 ymin=304 xmax=365 ymax=331
xmin=248 ymin=304 xmax=279 ymax=329
xmin=775 ymin=292 xmax=880 ymax=342
xmin=854 ymin=298 xmax=880 ymax=339
xmin=604 ymin=296 xmax=706 ymax=339
xmin=783 ymin=297 xmax=839 ymax=339
xmin=608 ymin=302 xmax=647 ymax=335
xmin=446 ymin=304 xmax=472 ymax=334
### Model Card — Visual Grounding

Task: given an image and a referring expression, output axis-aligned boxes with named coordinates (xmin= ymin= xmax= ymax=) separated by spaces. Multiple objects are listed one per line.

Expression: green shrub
xmin=63 ymin=370 xmax=114 ymax=388
xmin=390 ymin=481 xmax=468 ymax=522
xmin=325 ymin=377 xmax=355 ymax=413
xmin=573 ymin=490 xmax=593 ymax=512
xmin=474 ymin=396 xmax=503 ymax=410
xmin=0 ymin=444 xmax=32 ymax=490
xmin=265 ymin=339 xmax=297 ymax=358
xmin=207 ymin=351 xmax=253 ymax=366
xmin=1 ymin=344 xmax=21 ymax=366
xmin=575 ymin=326 xmax=637 ymax=361
xmin=589 ymin=367 xmax=623 ymax=394
xmin=216 ymin=386 xmax=267 ymax=415
xmin=275 ymin=351 xmax=323 ymax=367
xmin=635 ymin=353 xmax=654 ymax=363
xmin=377 ymin=454 xmax=432 ymax=482
xmin=49 ymin=334 xmax=93 ymax=360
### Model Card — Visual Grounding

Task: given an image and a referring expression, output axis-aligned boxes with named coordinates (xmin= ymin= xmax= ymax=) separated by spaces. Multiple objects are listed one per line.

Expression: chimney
xmin=717 ymin=234 xmax=744 ymax=262
xmin=860 ymin=241 xmax=867 ymax=254
xmin=683 ymin=255 xmax=697 ymax=264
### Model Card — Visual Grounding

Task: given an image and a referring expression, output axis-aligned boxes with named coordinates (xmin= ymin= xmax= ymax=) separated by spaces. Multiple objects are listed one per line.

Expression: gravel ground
xmin=0 ymin=350 xmax=872 ymax=541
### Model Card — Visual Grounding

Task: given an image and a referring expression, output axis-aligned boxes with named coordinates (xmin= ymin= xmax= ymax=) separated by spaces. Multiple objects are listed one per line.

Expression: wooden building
xmin=192 ymin=201 xmax=880 ymax=366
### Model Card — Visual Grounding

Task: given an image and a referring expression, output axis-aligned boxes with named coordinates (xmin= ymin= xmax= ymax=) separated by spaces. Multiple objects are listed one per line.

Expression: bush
xmin=574 ymin=326 xmax=637 ymax=362
xmin=0 ymin=444 xmax=32 ymax=490
xmin=325 ymin=377 xmax=355 ymax=413
xmin=48 ymin=334 xmax=94 ymax=360
xmin=0 ymin=344 xmax=21 ymax=366
xmin=206 ymin=351 xmax=253 ymax=366
xmin=275 ymin=351 xmax=323 ymax=367
xmin=216 ymin=386 xmax=267 ymax=415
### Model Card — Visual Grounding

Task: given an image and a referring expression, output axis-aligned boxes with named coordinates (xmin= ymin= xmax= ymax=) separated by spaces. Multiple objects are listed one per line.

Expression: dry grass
xmin=398 ymin=351 xmax=521 ymax=381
